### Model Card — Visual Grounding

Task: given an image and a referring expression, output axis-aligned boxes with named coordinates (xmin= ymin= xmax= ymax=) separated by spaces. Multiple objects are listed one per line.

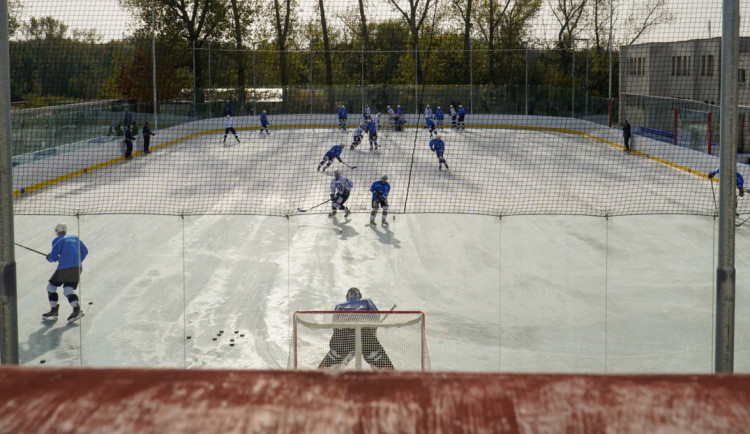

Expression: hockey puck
xmin=40 ymin=360 xmax=46 ymax=364
xmin=240 ymin=334 xmax=245 ymax=337
xmin=88 ymin=302 xmax=93 ymax=305
xmin=217 ymin=333 xmax=221 ymax=336
xmin=186 ymin=336 xmax=191 ymax=340
xmin=230 ymin=343 xmax=235 ymax=347
xmin=234 ymin=330 xmax=239 ymax=334
xmin=212 ymin=337 xmax=217 ymax=341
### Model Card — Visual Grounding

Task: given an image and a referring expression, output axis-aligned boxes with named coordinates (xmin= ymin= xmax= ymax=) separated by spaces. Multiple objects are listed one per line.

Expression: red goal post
xmin=289 ymin=310 xmax=430 ymax=371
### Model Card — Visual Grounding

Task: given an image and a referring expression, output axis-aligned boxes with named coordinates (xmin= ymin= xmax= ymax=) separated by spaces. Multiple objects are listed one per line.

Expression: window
xmin=671 ymin=57 xmax=676 ymax=76
xmin=707 ymin=55 xmax=714 ymax=76
xmin=701 ymin=55 xmax=706 ymax=76
xmin=676 ymin=57 xmax=682 ymax=76
xmin=740 ymin=69 xmax=747 ymax=84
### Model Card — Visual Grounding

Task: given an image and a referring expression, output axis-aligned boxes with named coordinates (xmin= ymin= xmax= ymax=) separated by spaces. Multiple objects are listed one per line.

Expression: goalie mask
xmin=346 ymin=287 xmax=362 ymax=301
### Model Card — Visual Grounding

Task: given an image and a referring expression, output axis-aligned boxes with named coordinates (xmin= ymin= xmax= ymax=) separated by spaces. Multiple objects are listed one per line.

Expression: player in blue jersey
xmin=424 ymin=116 xmax=437 ymax=137
xmin=259 ymin=110 xmax=270 ymax=135
xmin=317 ymin=144 xmax=344 ymax=172
xmin=351 ymin=124 xmax=366 ymax=150
xmin=435 ymin=106 xmax=445 ymax=130
xmin=369 ymin=174 xmax=391 ymax=226
xmin=457 ymin=104 xmax=467 ymax=131
xmin=367 ymin=120 xmax=378 ymax=150
xmin=329 ymin=169 xmax=353 ymax=217
xmin=429 ymin=135 xmax=450 ymax=171
xmin=338 ymin=105 xmax=348 ymax=131
xmin=709 ymin=169 xmax=745 ymax=199
xmin=318 ymin=287 xmax=395 ymax=370
xmin=42 ymin=224 xmax=89 ymax=323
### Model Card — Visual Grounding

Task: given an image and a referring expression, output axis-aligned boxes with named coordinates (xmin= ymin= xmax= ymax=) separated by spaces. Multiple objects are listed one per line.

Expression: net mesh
xmin=7 ymin=0 xmax=750 ymax=217
xmin=290 ymin=311 xmax=429 ymax=371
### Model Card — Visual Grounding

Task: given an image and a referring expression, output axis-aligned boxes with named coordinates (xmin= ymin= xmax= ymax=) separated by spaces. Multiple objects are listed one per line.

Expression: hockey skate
xmin=42 ymin=306 xmax=59 ymax=322
xmin=328 ymin=210 xmax=337 ymax=217
xmin=369 ymin=218 xmax=376 ymax=226
xmin=344 ymin=207 xmax=351 ymax=218
xmin=67 ymin=306 xmax=84 ymax=324
xmin=381 ymin=219 xmax=389 ymax=227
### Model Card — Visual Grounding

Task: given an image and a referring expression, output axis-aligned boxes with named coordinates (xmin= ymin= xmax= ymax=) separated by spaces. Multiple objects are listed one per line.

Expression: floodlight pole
xmin=715 ymin=0 xmax=740 ymax=373
xmin=0 ymin=0 xmax=19 ymax=365
xmin=151 ymin=0 xmax=158 ymax=129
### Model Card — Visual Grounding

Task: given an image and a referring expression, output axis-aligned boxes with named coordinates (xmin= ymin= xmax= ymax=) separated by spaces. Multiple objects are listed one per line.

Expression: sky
xmin=10 ymin=119 xmax=750 ymax=373
xmin=14 ymin=0 xmax=749 ymax=44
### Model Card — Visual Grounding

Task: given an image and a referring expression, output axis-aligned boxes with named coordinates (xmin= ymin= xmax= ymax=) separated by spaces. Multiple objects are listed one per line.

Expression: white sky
xmin=10 ymin=121 xmax=750 ymax=373
xmin=14 ymin=0 xmax=750 ymax=44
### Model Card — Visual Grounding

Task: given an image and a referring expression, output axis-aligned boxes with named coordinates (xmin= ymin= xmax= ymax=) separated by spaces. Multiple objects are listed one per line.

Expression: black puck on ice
xmin=240 ymin=334 xmax=245 ymax=337
xmin=212 ymin=337 xmax=217 ymax=341
xmin=40 ymin=360 xmax=46 ymax=364
xmin=230 ymin=338 xmax=235 ymax=342
xmin=186 ymin=336 xmax=191 ymax=340
xmin=230 ymin=343 xmax=235 ymax=347
xmin=88 ymin=302 xmax=93 ymax=305
xmin=234 ymin=330 xmax=239 ymax=334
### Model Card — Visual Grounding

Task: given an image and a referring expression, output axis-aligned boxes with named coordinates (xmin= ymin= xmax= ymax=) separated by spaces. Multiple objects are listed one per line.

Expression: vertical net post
xmin=708 ymin=111 xmax=713 ymax=154
xmin=673 ymin=108 xmax=678 ymax=146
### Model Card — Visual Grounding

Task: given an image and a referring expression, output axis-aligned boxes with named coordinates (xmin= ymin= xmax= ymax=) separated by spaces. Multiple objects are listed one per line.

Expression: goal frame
xmin=291 ymin=310 xmax=428 ymax=371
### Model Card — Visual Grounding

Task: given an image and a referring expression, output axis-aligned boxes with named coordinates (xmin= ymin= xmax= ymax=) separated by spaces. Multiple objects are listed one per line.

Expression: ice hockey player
xmin=224 ymin=114 xmax=240 ymax=144
xmin=318 ymin=144 xmax=344 ymax=172
xmin=259 ymin=110 xmax=270 ymax=135
xmin=329 ymin=169 xmax=353 ymax=217
xmin=318 ymin=287 xmax=395 ymax=370
xmin=369 ymin=174 xmax=391 ymax=226
xmin=363 ymin=105 xmax=371 ymax=122
xmin=622 ymin=119 xmax=631 ymax=152
xmin=338 ymin=105 xmax=348 ymax=131
xmin=424 ymin=116 xmax=437 ymax=137
xmin=424 ymin=104 xmax=433 ymax=120
xmin=351 ymin=124 xmax=366 ymax=150
xmin=43 ymin=223 xmax=89 ymax=323
xmin=429 ymin=135 xmax=450 ymax=171
xmin=386 ymin=105 xmax=395 ymax=129
xmin=367 ymin=120 xmax=378 ymax=150
xmin=435 ymin=106 xmax=445 ymax=130
xmin=372 ymin=112 xmax=381 ymax=131
xmin=457 ymin=105 xmax=467 ymax=131
xmin=449 ymin=105 xmax=457 ymax=129
xmin=709 ymin=169 xmax=745 ymax=198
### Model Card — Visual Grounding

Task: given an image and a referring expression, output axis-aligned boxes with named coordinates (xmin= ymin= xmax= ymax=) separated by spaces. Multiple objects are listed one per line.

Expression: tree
xmin=316 ymin=0 xmax=335 ymax=110
xmin=8 ymin=0 xmax=22 ymax=37
xmin=120 ymin=0 xmax=230 ymax=104
xmin=271 ymin=0 xmax=297 ymax=110
xmin=386 ymin=0 xmax=439 ymax=85
xmin=451 ymin=0 xmax=473 ymax=81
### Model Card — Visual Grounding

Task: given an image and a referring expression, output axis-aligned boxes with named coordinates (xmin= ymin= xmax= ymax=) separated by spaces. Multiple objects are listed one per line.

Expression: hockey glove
xmin=330 ymin=194 xmax=335 ymax=200
xmin=708 ymin=173 xmax=714 ymax=179
xmin=741 ymin=189 xmax=745 ymax=197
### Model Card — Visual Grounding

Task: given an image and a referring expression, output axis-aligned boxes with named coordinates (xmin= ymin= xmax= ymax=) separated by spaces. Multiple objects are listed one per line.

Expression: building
xmin=620 ymin=37 xmax=750 ymax=155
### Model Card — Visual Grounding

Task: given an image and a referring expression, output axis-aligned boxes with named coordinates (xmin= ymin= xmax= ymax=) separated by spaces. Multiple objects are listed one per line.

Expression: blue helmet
xmin=346 ymin=287 xmax=362 ymax=301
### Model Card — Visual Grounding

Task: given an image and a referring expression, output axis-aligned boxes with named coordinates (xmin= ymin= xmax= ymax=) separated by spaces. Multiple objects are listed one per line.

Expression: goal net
xmin=289 ymin=311 xmax=430 ymax=371
xmin=675 ymin=108 xmax=713 ymax=153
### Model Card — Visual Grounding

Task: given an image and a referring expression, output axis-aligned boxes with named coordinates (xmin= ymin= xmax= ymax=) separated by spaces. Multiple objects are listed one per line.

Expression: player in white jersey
xmin=329 ymin=169 xmax=353 ymax=217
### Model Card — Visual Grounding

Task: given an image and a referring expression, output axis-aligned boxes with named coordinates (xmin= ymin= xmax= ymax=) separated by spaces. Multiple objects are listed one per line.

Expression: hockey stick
xmin=15 ymin=243 xmax=47 ymax=257
xmin=297 ymin=199 xmax=332 ymax=213
xmin=341 ymin=161 xmax=358 ymax=170
xmin=380 ymin=304 xmax=397 ymax=322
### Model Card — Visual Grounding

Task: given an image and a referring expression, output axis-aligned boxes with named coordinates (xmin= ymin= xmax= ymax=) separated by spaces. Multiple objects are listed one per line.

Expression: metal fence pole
xmin=151 ymin=0 xmax=158 ymax=128
xmin=0 ymin=0 xmax=19 ymax=365
xmin=715 ymin=0 xmax=741 ymax=373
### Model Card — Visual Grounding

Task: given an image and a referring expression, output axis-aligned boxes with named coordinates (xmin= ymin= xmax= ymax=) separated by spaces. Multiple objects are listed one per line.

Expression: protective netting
xmin=8 ymin=0 xmax=750 ymax=217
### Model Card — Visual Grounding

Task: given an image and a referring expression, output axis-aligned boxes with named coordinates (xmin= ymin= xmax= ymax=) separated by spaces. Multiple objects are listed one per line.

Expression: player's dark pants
xmin=451 ymin=115 xmax=457 ymax=128
xmin=319 ymin=327 xmax=394 ymax=369
xmin=458 ymin=114 xmax=465 ymax=129
xmin=333 ymin=191 xmax=350 ymax=210
xmin=143 ymin=137 xmax=151 ymax=153
xmin=351 ymin=136 xmax=362 ymax=149
xmin=48 ymin=267 xmax=82 ymax=307
xmin=124 ymin=139 xmax=133 ymax=158
xmin=624 ymin=135 xmax=631 ymax=151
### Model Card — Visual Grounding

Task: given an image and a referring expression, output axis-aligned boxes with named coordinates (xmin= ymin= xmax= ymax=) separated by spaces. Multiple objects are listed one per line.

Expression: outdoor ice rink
xmin=11 ymin=118 xmax=750 ymax=372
